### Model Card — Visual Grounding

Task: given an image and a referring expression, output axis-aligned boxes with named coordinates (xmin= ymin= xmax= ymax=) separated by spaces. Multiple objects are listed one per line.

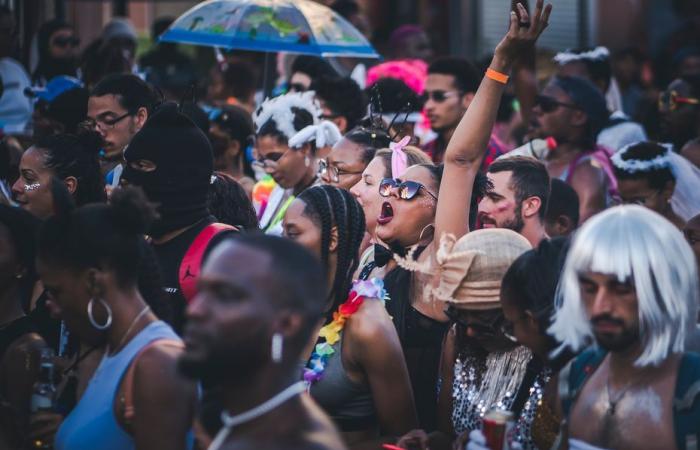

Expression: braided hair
xmin=297 ymin=185 xmax=366 ymax=318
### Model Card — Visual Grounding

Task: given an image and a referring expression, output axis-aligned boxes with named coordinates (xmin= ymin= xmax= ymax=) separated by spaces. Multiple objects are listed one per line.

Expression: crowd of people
xmin=0 ymin=0 xmax=699 ymax=449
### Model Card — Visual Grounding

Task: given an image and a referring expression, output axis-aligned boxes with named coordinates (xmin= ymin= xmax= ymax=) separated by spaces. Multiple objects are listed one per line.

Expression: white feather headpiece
xmin=554 ymin=46 xmax=610 ymax=65
xmin=611 ymin=142 xmax=674 ymax=173
xmin=288 ymin=120 xmax=342 ymax=149
xmin=253 ymin=91 xmax=322 ymax=141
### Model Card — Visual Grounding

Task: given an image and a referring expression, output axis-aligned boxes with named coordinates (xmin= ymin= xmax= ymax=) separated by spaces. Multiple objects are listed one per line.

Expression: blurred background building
xmin=2 ymin=0 xmax=698 ymax=89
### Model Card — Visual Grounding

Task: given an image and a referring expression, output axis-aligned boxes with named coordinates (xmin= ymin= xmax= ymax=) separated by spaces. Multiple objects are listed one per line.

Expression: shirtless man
xmin=547 ymin=205 xmax=700 ymax=450
xmin=178 ymin=234 xmax=346 ymax=450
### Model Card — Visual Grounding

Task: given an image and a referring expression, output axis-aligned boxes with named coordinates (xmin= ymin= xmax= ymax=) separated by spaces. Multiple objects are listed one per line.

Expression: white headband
xmin=253 ymin=91 xmax=322 ymax=141
xmin=611 ymin=142 xmax=674 ymax=173
xmin=554 ymin=46 xmax=610 ymax=65
xmin=288 ymin=121 xmax=342 ymax=149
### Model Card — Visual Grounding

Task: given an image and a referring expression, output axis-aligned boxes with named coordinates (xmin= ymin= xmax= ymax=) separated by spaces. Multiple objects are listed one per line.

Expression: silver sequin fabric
xmin=451 ymin=354 xmax=552 ymax=450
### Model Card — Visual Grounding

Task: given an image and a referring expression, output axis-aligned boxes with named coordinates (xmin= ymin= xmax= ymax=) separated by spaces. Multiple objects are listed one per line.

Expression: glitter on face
xmin=24 ymin=183 xmax=41 ymax=192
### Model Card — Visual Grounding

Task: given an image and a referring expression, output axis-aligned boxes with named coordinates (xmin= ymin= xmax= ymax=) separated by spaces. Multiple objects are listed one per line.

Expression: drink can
xmin=482 ymin=408 xmax=514 ymax=450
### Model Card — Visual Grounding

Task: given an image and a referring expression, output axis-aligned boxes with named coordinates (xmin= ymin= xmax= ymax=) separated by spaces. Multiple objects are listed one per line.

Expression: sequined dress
xmin=451 ymin=347 xmax=552 ymax=450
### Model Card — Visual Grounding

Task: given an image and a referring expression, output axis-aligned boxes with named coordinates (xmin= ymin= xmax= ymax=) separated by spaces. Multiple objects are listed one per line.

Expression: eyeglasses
xmin=534 ymin=94 xmax=582 ymax=113
xmin=80 ymin=111 xmax=132 ymax=132
xmin=52 ymin=36 xmax=80 ymax=48
xmin=658 ymin=90 xmax=700 ymax=112
xmin=420 ymin=90 xmax=461 ymax=104
xmin=317 ymin=159 xmax=363 ymax=183
xmin=379 ymin=178 xmax=437 ymax=201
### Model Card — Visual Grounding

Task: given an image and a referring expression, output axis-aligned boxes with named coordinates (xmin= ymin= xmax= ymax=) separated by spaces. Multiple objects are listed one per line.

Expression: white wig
xmin=253 ymin=91 xmax=322 ymax=142
xmin=549 ymin=205 xmax=699 ymax=367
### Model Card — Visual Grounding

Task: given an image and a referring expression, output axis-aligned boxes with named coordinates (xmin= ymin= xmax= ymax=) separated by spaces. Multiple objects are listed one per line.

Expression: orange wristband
xmin=486 ymin=68 xmax=509 ymax=84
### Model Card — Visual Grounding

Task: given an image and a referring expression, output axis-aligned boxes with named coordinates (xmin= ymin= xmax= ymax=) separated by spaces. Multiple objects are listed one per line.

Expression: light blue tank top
xmin=55 ymin=321 xmax=191 ymax=450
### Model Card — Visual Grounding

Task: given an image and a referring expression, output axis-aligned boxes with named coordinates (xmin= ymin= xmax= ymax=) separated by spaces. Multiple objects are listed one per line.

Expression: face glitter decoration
xmin=24 ymin=183 xmax=41 ymax=192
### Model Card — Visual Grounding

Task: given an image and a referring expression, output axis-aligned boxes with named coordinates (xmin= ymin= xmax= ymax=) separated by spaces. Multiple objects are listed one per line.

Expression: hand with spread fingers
xmin=492 ymin=0 xmax=553 ymax=72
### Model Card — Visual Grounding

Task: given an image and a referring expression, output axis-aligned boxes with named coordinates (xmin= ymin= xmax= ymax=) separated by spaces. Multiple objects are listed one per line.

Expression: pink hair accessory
xmin=390 ymin=136 xmax=411 ymax=178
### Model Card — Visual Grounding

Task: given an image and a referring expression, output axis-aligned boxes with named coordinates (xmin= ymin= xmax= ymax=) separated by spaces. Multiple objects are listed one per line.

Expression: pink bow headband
xmin=389 ymin=136 xmax=411 ymax=178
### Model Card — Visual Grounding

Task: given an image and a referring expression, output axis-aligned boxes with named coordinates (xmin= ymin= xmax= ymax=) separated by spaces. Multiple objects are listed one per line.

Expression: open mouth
xmin=377 ymin=201 xmax=394 ymax=225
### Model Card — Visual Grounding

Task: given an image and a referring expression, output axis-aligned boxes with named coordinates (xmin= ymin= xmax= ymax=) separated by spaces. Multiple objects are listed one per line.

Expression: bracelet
xmin=486 ymin=68 xmax=509 ymax=84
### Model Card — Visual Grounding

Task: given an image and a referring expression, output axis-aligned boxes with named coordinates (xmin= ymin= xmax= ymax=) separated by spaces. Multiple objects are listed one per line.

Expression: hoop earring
xmin=271 ymin=333 xmax=283 ymax=363
xmin=87 ymin=298 xmax=113 ymax=330
xmin=419 ymin=223 xmax=435 ymax=242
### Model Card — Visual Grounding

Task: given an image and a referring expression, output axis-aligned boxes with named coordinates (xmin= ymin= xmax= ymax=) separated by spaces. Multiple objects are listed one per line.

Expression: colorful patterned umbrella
xmin=160 ymin=0 xmax=380 ymax=58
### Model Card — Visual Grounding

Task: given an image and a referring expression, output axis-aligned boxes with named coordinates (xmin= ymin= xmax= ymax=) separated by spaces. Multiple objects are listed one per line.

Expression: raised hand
xmin=493 ymin=0 xmax=553 ymax=70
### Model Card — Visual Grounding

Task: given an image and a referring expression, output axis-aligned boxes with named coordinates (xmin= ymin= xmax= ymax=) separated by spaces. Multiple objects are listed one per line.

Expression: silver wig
xmin=549 ymin=205 xmax=699 ymax=367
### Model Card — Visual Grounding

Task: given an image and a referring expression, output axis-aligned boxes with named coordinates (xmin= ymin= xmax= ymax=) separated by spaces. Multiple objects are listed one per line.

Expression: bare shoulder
xmin=132 ymin=339 xmax=193 ymax=395
xmin=345 ymin=298 xmax=395 ymax=345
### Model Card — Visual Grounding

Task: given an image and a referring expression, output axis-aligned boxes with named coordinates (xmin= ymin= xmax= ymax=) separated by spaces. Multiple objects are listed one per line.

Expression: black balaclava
xmin=123 ymin=103 xmax=213 ymax=238
xmin=33 ymin=20 xmax=79 ymax=84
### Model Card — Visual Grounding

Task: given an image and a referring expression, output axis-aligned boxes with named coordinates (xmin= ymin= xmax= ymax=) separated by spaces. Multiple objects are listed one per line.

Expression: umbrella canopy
xmin=160 ymin=0 xmax=380 ymax=58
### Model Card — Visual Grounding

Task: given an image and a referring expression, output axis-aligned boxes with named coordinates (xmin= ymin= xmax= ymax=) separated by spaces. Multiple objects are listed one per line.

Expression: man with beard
xmin=548 ymin=206 xmax=700 ymax=450
xmin=477 ymin=156 xmax=549 ymax=247
xmin=86 ymin=73 xmax=158 ymax=183
xmin=528 ymin=75 xmax=617 ymax=222
xmin=659 ymin=77 xmax=700 ymax=154
xmin=179 ymin=234 xmax=346 ymax=450
xmin=122 ymin=104 xmax=235 ymax=333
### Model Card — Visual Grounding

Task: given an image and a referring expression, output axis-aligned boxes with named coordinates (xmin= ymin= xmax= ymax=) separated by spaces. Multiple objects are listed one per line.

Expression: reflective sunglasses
xmin=317 ymin=158 xmax=363 ymax=183
xmin=420 ymin=90 xmax=461 ymax=104
xmin=534 ymin=94 xmax=582 ymax=113
xmin=658 ymin=90 xmax=700 ymax=112
xmin=379 ymin=178 xmax=437 ymax=201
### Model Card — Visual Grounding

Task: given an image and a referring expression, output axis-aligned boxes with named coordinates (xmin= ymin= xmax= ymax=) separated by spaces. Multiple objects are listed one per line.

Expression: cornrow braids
xmin=298 ymin=185 xmax=366 ymax=319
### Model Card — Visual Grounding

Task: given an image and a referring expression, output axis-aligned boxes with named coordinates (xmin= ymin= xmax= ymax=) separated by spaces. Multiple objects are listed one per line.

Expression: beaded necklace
xmin=303 ymin=278 xmax=386 ymax=384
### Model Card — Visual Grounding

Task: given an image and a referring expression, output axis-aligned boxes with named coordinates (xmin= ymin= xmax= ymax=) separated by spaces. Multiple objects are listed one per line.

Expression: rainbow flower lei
xmin=303 ymin=278 xmax=387 ymax=384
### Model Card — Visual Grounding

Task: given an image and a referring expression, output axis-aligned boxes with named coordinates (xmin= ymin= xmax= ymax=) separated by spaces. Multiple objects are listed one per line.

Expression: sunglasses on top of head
xmin=534 ymin=94 xmax=582 ymax=113
xmin=379 ymin=178 xmax=437 ymax=201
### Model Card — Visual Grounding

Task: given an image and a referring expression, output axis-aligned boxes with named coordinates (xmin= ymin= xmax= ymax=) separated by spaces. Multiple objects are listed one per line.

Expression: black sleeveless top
xmin=361 ymin=246 xmax=448 ymax=431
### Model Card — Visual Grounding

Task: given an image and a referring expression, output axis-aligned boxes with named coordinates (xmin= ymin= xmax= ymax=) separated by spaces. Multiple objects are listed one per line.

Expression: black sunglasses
xmin=535 ymin=94 xmax=582 ymax=113
xmin=444 ymin=306 xmax=516 ymax=341
xmin=379 ymin=178 xmax=437 ymax=201
xmin=52 ymin=36 xmax=80 ymax=48
xmin=419 ymin=90 xmax=461 ymax=104
xmin=288 ymin=83 xmax=307 ymax=93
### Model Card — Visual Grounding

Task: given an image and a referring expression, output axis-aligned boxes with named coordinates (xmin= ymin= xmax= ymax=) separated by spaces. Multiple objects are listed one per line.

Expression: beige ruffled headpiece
xmin=396 ymin=229 xmax=532 ymax=309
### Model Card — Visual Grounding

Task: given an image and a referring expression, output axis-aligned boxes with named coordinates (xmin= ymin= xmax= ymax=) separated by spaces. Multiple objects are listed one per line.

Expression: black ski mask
xmin=123 ymin=104 xmax=213 ymax=238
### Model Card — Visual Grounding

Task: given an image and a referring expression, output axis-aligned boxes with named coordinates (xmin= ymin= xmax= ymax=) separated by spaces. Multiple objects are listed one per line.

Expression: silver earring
xmin=87 ymin=298 xmax=113 ymax=330
xmin=304 ymin=156 xmax=311 ymax=167
xmin=271 ymin=333 xmax=283 ymax=363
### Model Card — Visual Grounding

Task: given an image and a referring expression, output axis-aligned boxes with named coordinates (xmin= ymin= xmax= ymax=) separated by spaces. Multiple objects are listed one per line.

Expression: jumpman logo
xmin=182 ymin=266 xmax=196 ymax=280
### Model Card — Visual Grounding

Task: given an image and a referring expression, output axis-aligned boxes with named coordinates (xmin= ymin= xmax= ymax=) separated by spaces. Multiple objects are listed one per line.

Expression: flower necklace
xmin=303 ymin=278 xmax=386 ymax=385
